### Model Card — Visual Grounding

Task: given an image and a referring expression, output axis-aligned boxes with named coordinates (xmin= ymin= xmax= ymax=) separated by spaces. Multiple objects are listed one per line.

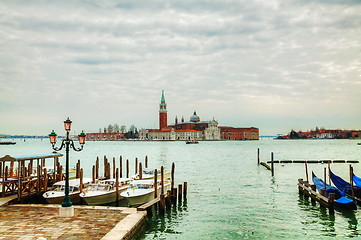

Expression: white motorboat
xmin=132 ymin=168 xmax=171 ymax=180
xmin=43 ymin=178 xmax=92 ymax=204
xmin=120 ymin=179 xmax=171 ymax=206
xmin=79 ymin=178 xmax=132 ymax=206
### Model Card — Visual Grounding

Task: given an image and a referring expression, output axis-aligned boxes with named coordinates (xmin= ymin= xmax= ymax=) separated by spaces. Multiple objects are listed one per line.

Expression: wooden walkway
xmin=268 ymin=160 xmax=359 ymax=164
xmin=298 ymin=178 xmax=335 ymax=214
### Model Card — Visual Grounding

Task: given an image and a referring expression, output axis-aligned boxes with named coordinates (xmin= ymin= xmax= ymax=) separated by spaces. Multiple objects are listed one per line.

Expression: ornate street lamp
xmin=49 ymin=117 xmax=86 ymax=208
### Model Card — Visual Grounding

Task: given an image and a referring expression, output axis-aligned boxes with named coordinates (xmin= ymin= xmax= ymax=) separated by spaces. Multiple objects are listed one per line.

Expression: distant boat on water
xmin=0 ymin=141 xmax=16 ymax=145
xmin=357 ymin=143 xmax=361 ymax=145
xmin=186 ymin=140 xmax=199 ymax=144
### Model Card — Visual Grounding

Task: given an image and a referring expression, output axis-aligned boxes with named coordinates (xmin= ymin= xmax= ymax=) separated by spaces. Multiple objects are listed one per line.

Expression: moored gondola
xmin=312 ymin=172 xmax=356 ymax=210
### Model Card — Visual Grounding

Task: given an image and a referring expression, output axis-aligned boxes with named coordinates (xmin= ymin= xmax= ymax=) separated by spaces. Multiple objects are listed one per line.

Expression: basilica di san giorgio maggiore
xmin=87 ymin=91 xmax=259 ymax=141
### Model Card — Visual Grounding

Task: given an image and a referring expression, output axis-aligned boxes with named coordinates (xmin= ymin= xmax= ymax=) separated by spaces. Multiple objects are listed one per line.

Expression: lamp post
xmin=49 ymin=117 xmax=86 ymax=209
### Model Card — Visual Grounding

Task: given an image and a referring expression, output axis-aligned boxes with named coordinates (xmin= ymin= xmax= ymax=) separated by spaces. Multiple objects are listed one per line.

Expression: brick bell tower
xmin=159 ymin=90 xmax=167 ymax=130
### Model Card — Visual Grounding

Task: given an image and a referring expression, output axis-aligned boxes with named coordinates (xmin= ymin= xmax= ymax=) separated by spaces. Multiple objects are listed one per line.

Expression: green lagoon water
xmin=1 ymin=138 xmax=361 ymax=239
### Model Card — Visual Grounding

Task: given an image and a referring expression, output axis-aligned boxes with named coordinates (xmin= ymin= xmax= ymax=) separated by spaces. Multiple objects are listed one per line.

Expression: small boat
xmin=43 ymin=178 xmax=92 ymax=204
xmin=186 ymin=140 xmax=199 ymax=144
xmin=132 ymin=168 xmax=171 ymax=180
xmin=330 ymin=170 xmax=361 ymax=205
xmin=120 ymin=179 xmax=171 ymax=206
xmin=79 ymin=178 xmax=132 ymax=206
xmin=357 ymin=143 xmax=361 ymax=145
xmin=312 ymin=172 xmax=356 ymax=209
xmin=0 ymin=142 xmax=16 ymax=145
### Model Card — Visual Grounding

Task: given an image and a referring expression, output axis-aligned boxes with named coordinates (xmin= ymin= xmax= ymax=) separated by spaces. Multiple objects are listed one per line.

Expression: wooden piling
xmin=183 ymin=182 xmax=187 ymax=199
xmin=305 ymin=161 xmax=309 ymax=182
xmin=154 ymin=169 xmax=158 ymax=198
xmin=76 ymin=160 xmax=80 ymax=178
xmin=104 ymin=156 xmax=107 ymax=178
xmin=160 ymin=194 xmax=165 ymax=214
xmin=161 ymin=166 xmax=164 ymax=195
xmin=119 ymin=155 xmax=122 ymax=178
xmin=328 ymin=161 xmax=331 ymax=185
xmin=79 ymin=168 xmax=83 ymax=193
xmin=116 ymin=168 xmax=119 ymax=206
xmin=271 ymin=152 xmax=274 ymax=176
xmin=173 ymin=188 xmax=177 ymax=206
xmin=166 ymin=190 xmax=171 ymax=209
xmin=126 ymin=159 xmax=129 ymax=178
xmin=92 ymin=165 xmax=95 ymax=183
xmin=107 ymin=162 xmax=111 ymax=179
xmin=44 ymin=168 xmax=48 ymax=191
xmin=135 ymin=158 xmax=138 ymax=175
xmin=310 ymin=185 xmax=316 ymax=203
xmin=10 ymin=161 xmax=14 ymax=177
xmin=139 ymin=162 xmax=143 ymax=179
xmin=96 ymin=157 xmax=99 ymax=179
xmin=171 ymin=163 xmax=175 ymax=191
xmin=113 ymin=157 xmax=116 ymax=179
xmin=350 ymin=165 xmax=355 ymax=202
xmin=178 ymin=184 xmax=182 ymax=202
xmin=145 ymin=155 xmax=148 ymax=168
xmin=257 ymin=148 xmax=260 ymax=165
xmin=324 ymin=167 xmax=326 ymax=191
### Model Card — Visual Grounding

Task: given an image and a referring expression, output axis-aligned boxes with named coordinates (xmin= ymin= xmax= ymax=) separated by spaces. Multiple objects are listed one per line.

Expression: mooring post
xmin=135 ymin=158 xmax=138 ymax=175
xmin=160 ymin=193 xmax=165 ymax=215
xmin=178 ymin=184 xmax=182 ymax=202
xmin=10 ymin=161 xmax=14 ymax=178
xmin=107 ymin=162 xmax=111 ymax=180
xmin=154 ymin=169 xmax=158 ymax=198
xmin=329 ymin=192 xmax=335 ymax=215
xmin=166 ymin=190 xmax=171 ymax=209
xmin=324 ymin=167 xmax=327 ymax=191
xmin=328 ymin=161 xmax=331 ymax=185
xmin=116 ymin=168 xmax=119 ymax=206
xmin=305 ymin=161 xmax=309 ymax=182
xmin=271 ymin=152 xmax=274 ymax=176
xmin=104 ymin=155 xmax=107 ymax=178
xmin=44 ymin=167 xmax=48 ymax=191
xmin=145 ymin=155 xmax=148 ymax=168
xmin=126 ymin=159 xmax=129 ymax=178
xmin=183 ymin=182 xmax=187 ymax=200
xmin=161 ymin=166 xmax=164 ymax=195
xmin=113 ymin=157 xmax=116 ymax=179
xmin=173 ymin=187 xmax=178 ymax=206
xmin=139 ymin=162 xmax=143 ymax=179
xmin=92 ymin=165 xmax=95 ymax=183
xmin=119 ymin=155 xmax=122 ymax=178
xmin=96 ymin=156 xmax=99 ymax=180
xmin=80 ymin=168 xmax=83 ymax=193
xmin=350 ymin=165 xmax=355 ymax=202
xmin=257 ymin=148 xmax=260 ymax=165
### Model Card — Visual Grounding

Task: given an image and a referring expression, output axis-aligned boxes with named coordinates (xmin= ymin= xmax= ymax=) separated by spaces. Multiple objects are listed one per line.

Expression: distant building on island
xmin=277 ymin=128 xmax=361 ymax=139
xmin=86 ymin=131 xmax=125 ymax=141
xmin=139 ymin=91 xmax=259 ymax=141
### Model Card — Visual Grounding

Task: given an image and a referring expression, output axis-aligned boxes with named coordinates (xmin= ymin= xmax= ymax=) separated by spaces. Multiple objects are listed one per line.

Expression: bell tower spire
xmin=159 ymin=90 xmax=167 ymax=129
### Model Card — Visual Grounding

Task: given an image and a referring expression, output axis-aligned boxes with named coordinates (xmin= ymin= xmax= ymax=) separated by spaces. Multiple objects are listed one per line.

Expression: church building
xmin=139 ymin=91 xmax=221 ymax=141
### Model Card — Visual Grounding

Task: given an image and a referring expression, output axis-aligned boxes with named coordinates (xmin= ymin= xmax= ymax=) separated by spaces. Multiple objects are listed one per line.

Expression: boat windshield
xmin=131 ymin=183 xmax=153 ymax=189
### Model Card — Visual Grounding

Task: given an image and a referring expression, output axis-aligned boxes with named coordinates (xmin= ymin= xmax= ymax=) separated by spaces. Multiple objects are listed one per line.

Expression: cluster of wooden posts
xmin=86 ymin=155 xmax=188 ymax=213
xmin=137 ymin=163 xmax=188 ymax=216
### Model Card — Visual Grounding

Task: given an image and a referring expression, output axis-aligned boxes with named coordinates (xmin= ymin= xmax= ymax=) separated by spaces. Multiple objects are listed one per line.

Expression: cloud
xmin=0 ymin=0 xmax=360 ymax=135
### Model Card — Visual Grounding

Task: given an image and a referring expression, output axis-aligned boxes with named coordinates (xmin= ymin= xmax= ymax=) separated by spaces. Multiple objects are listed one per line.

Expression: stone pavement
xmin=0 ymin=204 xmax=146 ymax=240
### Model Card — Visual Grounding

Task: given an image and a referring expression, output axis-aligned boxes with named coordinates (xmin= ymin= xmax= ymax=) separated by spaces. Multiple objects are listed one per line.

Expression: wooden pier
xmin=298 ymin=178 xmax=335 ymax=214
xmin=0 ymin=153 xmax=64 ymax=202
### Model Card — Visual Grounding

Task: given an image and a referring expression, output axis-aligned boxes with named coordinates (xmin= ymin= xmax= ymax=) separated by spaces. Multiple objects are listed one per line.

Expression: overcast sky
xmin=1 ymin=0 xmax=360 ymax=136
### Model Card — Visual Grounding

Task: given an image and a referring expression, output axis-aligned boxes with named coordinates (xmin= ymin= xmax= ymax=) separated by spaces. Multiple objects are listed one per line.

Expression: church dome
xmin=190 ymin=111 xmax=200 ymax=123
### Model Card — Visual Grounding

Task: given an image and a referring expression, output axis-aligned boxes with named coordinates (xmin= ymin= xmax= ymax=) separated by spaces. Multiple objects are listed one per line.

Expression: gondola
xmin=329 ymin=169 xmax=361 ymax=205
xmin=312 ymin=172 xmax=356 ymax=210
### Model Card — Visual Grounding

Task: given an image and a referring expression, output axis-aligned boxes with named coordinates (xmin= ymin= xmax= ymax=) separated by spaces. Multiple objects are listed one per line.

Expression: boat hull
xmin=44 ymin=192 xmax=81 ymax=204
xmin=81 ymin=189 xmax=127 ymax=206
xmin=123 ymin=183 xmax=171 ymax=206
